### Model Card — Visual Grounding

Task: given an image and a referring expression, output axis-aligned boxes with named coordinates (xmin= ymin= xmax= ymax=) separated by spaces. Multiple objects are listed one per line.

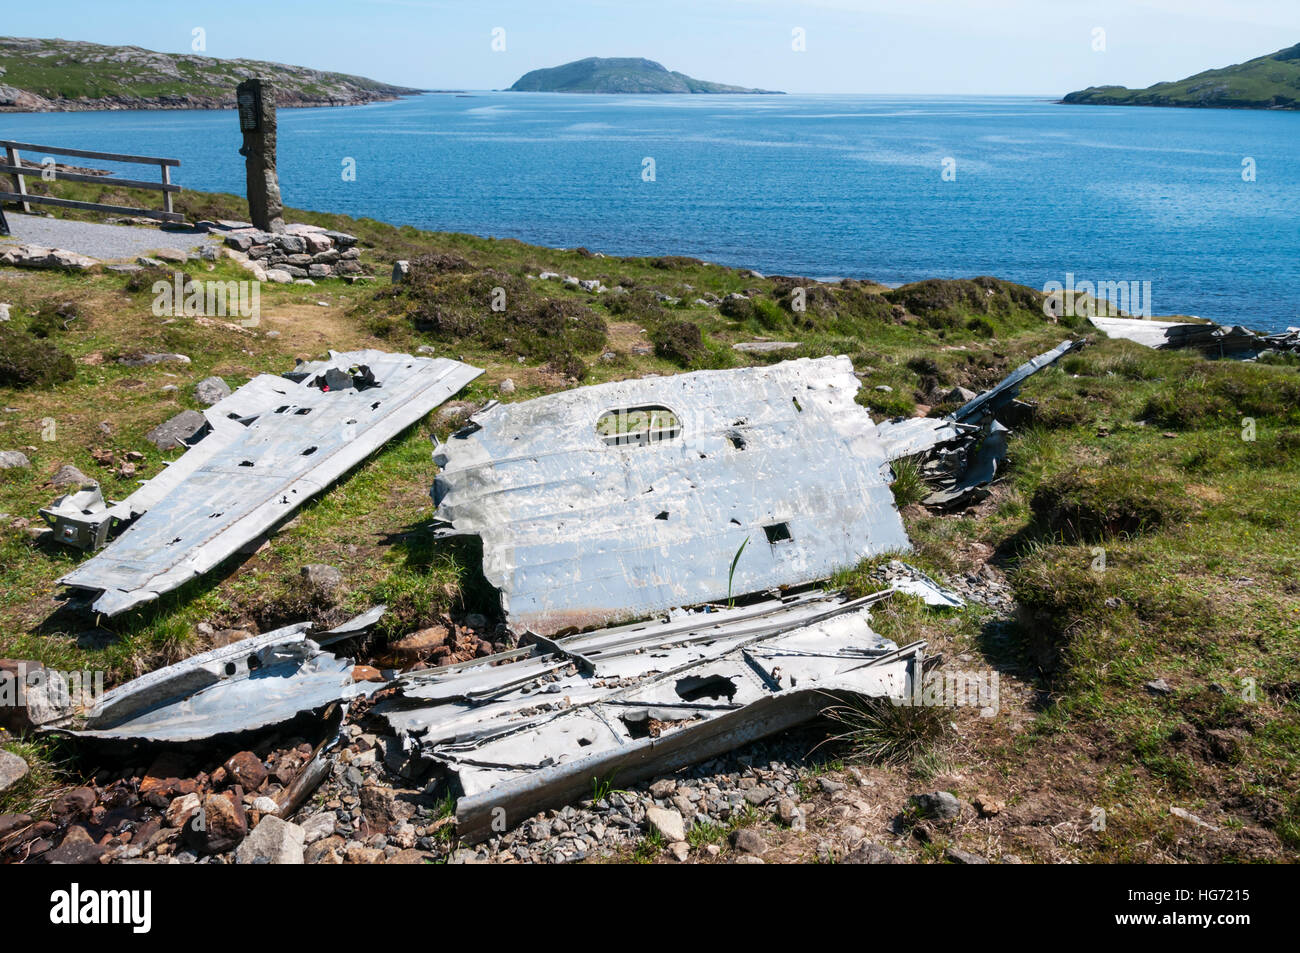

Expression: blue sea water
xmin=4 ymin=93 xmax=1298 ymax=330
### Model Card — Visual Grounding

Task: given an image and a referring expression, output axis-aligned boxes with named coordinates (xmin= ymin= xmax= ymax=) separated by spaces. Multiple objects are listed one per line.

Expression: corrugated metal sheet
xmin=58 ymin=351 xmax=482 ymax=616
xmin=430 ymin=357 xmax=911 ymax=635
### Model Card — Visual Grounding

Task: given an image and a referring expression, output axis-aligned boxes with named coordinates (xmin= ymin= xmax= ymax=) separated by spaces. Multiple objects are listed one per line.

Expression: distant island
xmin=508 ymin=57 xmax=782 ymax=94
xmin=1062 ymin=42 xmax=1299 ymax=110
xmin=0 ymin=36 xmax=423 ymax=111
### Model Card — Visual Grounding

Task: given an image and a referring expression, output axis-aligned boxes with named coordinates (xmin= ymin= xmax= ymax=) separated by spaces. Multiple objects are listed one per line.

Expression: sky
xmin=6 ymin=0 xmax=1299 ymax=95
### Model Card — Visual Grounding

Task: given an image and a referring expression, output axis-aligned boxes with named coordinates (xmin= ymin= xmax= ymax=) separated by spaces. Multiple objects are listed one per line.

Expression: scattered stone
xmin=731 ymin=828 xmax=766 ymax=855
xmin=145 ymin=409 xmax=207 ymax=450
xmin=973 ymin=794 xmax=1003 ymax=818
xmin=645 ymin=806 xmax=686 ymax=844
xmin=51 ymin=787 xmax=96 ymax=818
xmin=668 ymin=841 xmax=690 ymax=862
xmin=498 ymin=378 xmax=516 ymax=395
xmin=300 ymin=812 xmax=336 ymax=845
xmin=908 ymin=790 xmax=962 ymax=821
xmin=165 ymin=792 xmax=202 ymax=828
xmin=191 ymin=792 xmax=248 ymax=853
xmin=843 ymin=842 xmax=900 ymax=864
xmin=392 ymin=260 xmax=410 ymax=283
xmin=140 ymin=751 xmax=198 ymax=806
xmin=194 ymin=376 xmax=231 ymax=405
xmin=235 ymin=815 xmax=305 ymax=864
xmin=117 ymin=352 xmax=191 ymax=367
xmin=222 ymin=751 xmax=267 ymax=792
xmin=0 ymin=450 xmax=30 ymax=469
xmin=0 ymin=244 xmax=99 ymax=273
xmin=0 ymin=749 xmax=28 ymax=793
xmin=944 ymin=846 xmax=990 ymax=864
xmin=48 ymin=464 xmax=94 ymax=488
xmin=301 ymin=563 xmax=343 ymax=596
xmin=817 ymin=777 xmax=846 ymax=794
xmin=1145 ymin=678 xmax=1173 ymax=696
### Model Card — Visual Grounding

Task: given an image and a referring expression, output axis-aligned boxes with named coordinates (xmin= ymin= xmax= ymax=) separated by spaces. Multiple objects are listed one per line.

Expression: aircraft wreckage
xmin=43 ymin=350 xmax=483 ymax=616
xmin=46 ymin=341 xmax=1078 ymax=834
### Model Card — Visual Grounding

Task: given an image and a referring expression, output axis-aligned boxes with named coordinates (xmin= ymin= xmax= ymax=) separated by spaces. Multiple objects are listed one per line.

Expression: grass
xmin=1 ymin=180 xmax=1297 ymax=861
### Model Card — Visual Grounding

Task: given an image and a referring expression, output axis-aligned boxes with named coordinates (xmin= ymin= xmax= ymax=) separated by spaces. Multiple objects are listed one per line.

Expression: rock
xmin=942 ymin=386 xmax=978 ymax=403
xmin=874 ymin=384 xmax=893 ymax=393
xmin=210 ymin=628 xmax=252 ymax=648
xmin=498 ymin=378 xmax=516 ymax=395
xmin=645 ymin=806 xmax=686 ymax=844
xmin=152 ymin=248 xmax=188 ymax=263
xmin=300 ymin=812 xmax=336 ymax=845
xmin=51 ymin=787 xmax=96 ymax=818
xmin=730 ymin=828 xmax=765 ymax=855
xmin=252 ymin=796 xmax=280 ymax=814
xmin=165 ymin=792 xmax=202 ymax=828
xmin=743 ymin=785 xmax=774 ymax=806
xmin=908 ymin=791 xmax=962 ymax=821
xmin=649 ymin=778 xmax=677 ymax=799
xmin=392 ymin=260 xmax=410 ymax=283
xmin=0 ymin=660 xmax=78 ymax=730
xmin=0 ymin=749 xmax=28 ymax=793
xmin=668 ymin=841 xmax=690 ymax=862
xmin=387 ymin=848 xmax=438 ymax=864
xmin=145 ymin=409 xmax=207 ymax=450
xmin=222 ymin=751 xmax=267 ymax=792
xmin=944 ymin=846 xmax=989 ymax=864
xmin=191 ymin=792 xmax=248 ymax=853
xmin=0 ymin=303 xmax=9 ymax=321
xmin=235 ymin=815 xmax=305 ymax=864
xmin=351 ymin=665 xmax=383 ymax=682
xmin=777 ymin=798 xmax=801 ymax=825
xmin=301 ymin=563 xmax=343 ymax=596
xmin=843 ymin=842 xmax=901 ymax=864
xmin=360 ymin=783 xmax=415 ymax=831
xmin=140 ymin=751 xmax=198 ymax=807
xmin=117 ymin=352 xmax=191 ymax=367
xmin=345 ymin=844 xmax=385 ymax=864
xmin=44 ymin=830 xmax=106 ymax=865
xmin=973 ymin=794 xmax=1003 ymax=817
xmin=1145 ymin=678 xmax=1173 ymax=696
xmin=389 ymin=625 xmax=449 ymax=660
xmin=0 ymin=813 xmax=32 ymax=838
xmin=0 ymin=450 xmax=29 ymax=469
xmin=305 ymin=835 xmax=344 ymax=864
xmin=265 ymin=269 xmax=293 ymax=284
xmin=48 ymin=464 xmax=94 ymax=488
xmin=193 ymin=376 xmax=231 ymax=405
xmin=733 ymin=854 xmax=765 ymax=864
xmin=816 ymin=777 xmax=846 ymax=794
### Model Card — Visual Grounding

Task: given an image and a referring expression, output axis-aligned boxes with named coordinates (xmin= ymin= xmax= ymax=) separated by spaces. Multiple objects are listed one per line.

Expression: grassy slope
xmin=1063 ymin=42 xmax=1300 ymax=109
xmin=1 ymin=183 xmax=1296 ymax=862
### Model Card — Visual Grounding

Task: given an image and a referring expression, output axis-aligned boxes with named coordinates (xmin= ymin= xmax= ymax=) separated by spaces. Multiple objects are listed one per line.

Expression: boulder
xmin=193 ymin=376 xmax=231 ymax=405
xmin=0 ymin=450 xmax=29 ymax=469
xmin=235 ymin=815 xmax=304 ymax=864
xmin=48 ymin=464 xmax=94 ymax=488
xmin=0 ymin=749 xmax=28 ymax=793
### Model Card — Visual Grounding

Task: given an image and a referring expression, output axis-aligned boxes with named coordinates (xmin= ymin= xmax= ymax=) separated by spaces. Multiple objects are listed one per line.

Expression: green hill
xmin=508 ymin=57 xmax=781 ymax=94
xmin=1063 ymin=42 xmax=1300 ymax=110
xmin=0 ymin=35 xmax=423 ymax=111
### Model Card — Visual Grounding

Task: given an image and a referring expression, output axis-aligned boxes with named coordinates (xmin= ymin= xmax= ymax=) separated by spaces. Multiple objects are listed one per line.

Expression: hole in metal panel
xmin=763 ymin=522 xmax=793 ymax=544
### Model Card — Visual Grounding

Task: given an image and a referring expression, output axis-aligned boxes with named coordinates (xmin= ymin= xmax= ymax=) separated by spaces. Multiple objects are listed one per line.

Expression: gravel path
xmin=0 ymin=212 xmax=217 ymax=262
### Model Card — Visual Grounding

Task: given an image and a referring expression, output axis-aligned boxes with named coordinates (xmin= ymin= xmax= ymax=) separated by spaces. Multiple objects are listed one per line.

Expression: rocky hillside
xmin=1063 ymin=42 xmax=1300 ymax=110
xmin=509 ymin=57 xmax=781 ymax=94
xmin=0 ymin=36 xmax=423 ymax=111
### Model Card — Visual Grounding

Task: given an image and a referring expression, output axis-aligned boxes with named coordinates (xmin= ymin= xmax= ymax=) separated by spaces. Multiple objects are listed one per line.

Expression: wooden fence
xmin=0 ymin=139 xmax=182 ymax=223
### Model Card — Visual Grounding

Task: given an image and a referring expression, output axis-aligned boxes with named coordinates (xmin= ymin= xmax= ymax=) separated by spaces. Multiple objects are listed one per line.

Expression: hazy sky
xmin=9 ymin=0 xmax=1299 ymax=95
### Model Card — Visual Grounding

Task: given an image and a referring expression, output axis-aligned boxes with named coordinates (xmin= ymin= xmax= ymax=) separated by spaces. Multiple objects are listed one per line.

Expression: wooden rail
xmin=0 ymin=139 xmax=182 ymax=223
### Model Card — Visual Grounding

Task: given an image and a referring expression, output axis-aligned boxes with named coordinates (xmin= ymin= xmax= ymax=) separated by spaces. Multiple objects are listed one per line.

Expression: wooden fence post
xmin=5 ymin=145 xmax=30 ymax=213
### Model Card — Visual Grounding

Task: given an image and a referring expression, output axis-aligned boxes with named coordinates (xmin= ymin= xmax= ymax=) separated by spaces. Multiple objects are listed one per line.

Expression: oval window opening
xmin=596 ymin=405 xmax=682 ymax=448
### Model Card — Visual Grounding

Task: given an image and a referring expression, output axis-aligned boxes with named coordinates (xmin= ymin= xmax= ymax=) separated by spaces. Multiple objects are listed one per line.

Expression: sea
xmin=4 ymin=92 xmax=1298 ymax=330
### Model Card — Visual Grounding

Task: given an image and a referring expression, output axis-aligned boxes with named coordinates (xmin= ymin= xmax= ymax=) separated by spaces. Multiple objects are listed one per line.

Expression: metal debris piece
xmin=1090 ymin=316 xmax=1264 ymax=357
xmin=59 ymin=608 xmax=386 ymax=743
xmin=39 ymin=483 xmax=112 ymax=549
xmin=375 ymin=589 xmax=923 ymax=841
xmin=874 ymin=560 xmax=965 ymax=608
xmin=54 ymin=350 xmax=482 ymax=616
xmin=431 ymin=357 xmax=912 ymax=635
